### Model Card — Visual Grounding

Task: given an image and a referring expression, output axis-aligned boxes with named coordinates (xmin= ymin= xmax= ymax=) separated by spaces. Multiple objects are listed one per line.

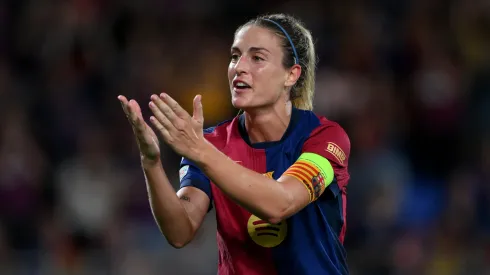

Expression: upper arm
xmin=178 ymin=158 xmax=213 ymax=233
xmin=278 ymin=123 xmax=350 ymax=214
xmin=176 ymin=186 xmax=210 ymax=234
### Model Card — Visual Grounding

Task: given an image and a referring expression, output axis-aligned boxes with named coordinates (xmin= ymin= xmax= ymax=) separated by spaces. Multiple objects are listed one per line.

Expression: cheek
xmin=256 ymin=68 xmax=283 ymax=94
xmin=227 ymin=63 xmax=235 ymax=83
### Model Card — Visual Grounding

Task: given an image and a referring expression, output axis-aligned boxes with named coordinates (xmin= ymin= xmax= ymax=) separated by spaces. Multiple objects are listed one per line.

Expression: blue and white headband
xmin=262 ymin=19 xmax=299 ymax=65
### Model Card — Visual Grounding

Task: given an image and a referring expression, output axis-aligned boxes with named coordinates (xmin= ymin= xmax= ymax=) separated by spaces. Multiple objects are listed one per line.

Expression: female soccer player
xmin=118 ymin=14 xmax=350 ymax=275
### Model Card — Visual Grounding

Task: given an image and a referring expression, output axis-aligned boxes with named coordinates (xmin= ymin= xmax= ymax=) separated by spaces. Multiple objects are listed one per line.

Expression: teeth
xmin=234 ymin=80 xmax=251 ymax=89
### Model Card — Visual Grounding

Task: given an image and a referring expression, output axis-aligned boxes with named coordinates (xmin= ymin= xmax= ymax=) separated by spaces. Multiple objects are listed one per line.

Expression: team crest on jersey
xmin=311 ymin=172 xmax=325 ymax=199
xmin=247 ymin=214 xmax=287 ymax=248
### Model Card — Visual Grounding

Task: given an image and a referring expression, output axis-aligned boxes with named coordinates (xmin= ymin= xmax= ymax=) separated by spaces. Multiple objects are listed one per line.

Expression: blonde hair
xmin=238 ymin=14 xmax=317 ymax=110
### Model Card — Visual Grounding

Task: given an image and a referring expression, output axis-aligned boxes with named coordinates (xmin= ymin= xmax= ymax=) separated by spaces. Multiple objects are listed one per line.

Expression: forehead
xmin=232 ymin=25 xmax=282 ymax=52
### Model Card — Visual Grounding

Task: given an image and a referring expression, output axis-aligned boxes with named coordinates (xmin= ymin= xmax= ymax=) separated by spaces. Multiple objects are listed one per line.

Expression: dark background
xmin=0 ymin=0 xmax=489 ymax=274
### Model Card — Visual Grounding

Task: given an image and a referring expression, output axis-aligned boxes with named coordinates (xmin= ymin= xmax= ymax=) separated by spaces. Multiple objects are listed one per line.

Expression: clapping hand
xmin=148 ymin=93 xmax=206 ymax=163
xmin=118 ymin=95 xmax=161 ymax=165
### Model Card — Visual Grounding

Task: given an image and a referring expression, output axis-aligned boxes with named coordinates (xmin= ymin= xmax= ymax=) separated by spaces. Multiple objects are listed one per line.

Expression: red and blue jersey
xmin=179 ymin=108 xmax=350 ymax=275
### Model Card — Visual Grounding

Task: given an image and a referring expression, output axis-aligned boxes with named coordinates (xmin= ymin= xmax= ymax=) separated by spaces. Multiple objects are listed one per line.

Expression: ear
xmin=284 ymin=64 xmax=302 ymax=87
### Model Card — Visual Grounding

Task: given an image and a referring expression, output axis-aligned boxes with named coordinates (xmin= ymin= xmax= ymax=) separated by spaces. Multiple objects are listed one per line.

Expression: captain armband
xmin=283 ymin=152 xmax=335 ymax=202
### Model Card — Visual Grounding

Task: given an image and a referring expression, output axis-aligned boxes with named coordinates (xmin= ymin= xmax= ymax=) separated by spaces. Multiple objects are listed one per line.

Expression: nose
xmin=234 ymin=55 xmax=249 ymax=75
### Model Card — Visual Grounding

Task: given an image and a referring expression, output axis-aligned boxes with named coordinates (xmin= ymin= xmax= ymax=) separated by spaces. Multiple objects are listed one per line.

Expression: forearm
xmin=141 ymin=158 xmax=195 ymax=247
xmin=196 ymin=144 xmax=292 ymax=223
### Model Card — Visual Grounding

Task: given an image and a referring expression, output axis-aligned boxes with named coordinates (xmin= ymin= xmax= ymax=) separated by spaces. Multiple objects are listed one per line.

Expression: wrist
xmin=141 ymin=155 xmax=161 ymax=169
xmin=194 ymin=140 xmax=214 ymax=169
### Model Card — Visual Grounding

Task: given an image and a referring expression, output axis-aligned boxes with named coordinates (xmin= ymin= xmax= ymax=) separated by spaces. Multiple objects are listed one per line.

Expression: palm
xmin=146 ymin=93 xmax=206 ymax=163
xmin=118 ymin=96 xmax=160 ymax=161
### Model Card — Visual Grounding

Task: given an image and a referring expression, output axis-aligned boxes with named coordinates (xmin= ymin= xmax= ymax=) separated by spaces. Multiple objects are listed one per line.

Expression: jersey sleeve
xmin=283 ymin=123 xmax=350 ymax=202
xmin=179 ymin=157 xmax=213 ymax=211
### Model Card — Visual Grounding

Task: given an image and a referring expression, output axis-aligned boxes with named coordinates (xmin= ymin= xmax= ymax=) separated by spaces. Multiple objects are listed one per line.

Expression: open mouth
xmin=233 ymin=80 xmax=251 ymax=92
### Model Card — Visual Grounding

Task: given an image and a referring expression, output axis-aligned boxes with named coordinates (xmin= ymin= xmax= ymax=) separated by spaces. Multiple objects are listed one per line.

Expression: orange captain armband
xmin=283 ymin=152 xmax=335 ymax=202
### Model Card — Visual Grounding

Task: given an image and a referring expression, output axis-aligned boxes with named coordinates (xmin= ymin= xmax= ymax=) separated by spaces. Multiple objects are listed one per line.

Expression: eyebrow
xmin=230 ymin=46 xmax=271 ymax=54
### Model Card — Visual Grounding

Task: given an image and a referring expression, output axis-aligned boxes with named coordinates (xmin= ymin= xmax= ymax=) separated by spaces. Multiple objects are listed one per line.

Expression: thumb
xmin=192 ymin=94 xmax=204 ymax=124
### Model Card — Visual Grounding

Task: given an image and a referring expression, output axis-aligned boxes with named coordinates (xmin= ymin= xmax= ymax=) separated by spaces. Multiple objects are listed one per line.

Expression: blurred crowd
xmin=0 ymin=0 xmax=489 ymax=274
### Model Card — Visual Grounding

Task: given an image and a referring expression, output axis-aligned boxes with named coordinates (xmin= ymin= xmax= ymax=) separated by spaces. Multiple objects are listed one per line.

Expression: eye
xmin=252 ymin=55 xmax=264 ymax=62
xmin=230 ymin=53 xmax=240 ymax=62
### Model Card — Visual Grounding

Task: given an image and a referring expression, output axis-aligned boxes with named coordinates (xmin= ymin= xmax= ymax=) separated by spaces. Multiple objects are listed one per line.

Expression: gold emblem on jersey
xmin=247 ymin=215 xmax=287 ymax=248
xmin=246 ymin=171 xmax=286 ymax=247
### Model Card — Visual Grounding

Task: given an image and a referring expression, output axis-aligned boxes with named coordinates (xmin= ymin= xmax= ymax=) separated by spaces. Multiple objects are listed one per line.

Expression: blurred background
xmin=0 ymin=0 xmax=489 ymax=274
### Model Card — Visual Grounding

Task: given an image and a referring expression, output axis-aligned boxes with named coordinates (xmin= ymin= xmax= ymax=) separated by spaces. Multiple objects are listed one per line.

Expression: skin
xmin=118 ymin=25 xmax=312 ymax=248
xmin=230 ymin=25 xmax=301 ymax=143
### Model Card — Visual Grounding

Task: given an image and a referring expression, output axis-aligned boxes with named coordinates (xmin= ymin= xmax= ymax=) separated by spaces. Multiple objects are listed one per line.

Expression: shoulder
xmin=298 ymin=110 xmax=350 ymax=146
xmin=302 ymin=114 xmax=351 ymax=167
xmin=312 ymin=116 xmax=350 ymax=146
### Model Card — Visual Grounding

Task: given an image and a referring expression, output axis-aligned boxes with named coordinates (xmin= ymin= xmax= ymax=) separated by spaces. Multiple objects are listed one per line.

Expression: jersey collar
xmin=237 ymin=107 xmax=302 ymax=149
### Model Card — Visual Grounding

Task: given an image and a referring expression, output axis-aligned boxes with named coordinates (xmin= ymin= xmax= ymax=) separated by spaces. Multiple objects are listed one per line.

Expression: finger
xmin=118 ymin=95 xmax=136 ymax=125
xmin=150 ymin=115 xmax=173 ymax=143
xmin=129 ymin=100 xmax=142 ymax=124
xmin=151 ymin=94 xmax=178 ymax=123
xmin=149 ymin=100 xmax=174 ymax=131
xmin=125 ymin=99 xmax=145 ymax=132
xmin=118 ymin=95 xmax=128 ymax=105
xmin=118 ymin=95 xmax=130 ymax=116
xmin=118 ymin=95 xmax=138 ymax=121
xmin=160 ymin=93 xmax=189 ymax=119
xmin=192 ymin=94 xmax=204 ymax=124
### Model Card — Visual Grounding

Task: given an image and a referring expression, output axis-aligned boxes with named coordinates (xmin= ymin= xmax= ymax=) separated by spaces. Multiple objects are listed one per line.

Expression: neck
xmin=243 ymin=101 xmax=292 ymax=143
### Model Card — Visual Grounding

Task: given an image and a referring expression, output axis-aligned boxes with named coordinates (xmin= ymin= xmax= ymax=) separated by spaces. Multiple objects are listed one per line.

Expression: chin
xmin=232 ymin=99 xmax=272 ymax=113
xmin=231 ymin=92 xmax=271 ymax=110
xmin=231 ymin=98 xmax=249 ymax=109
xmin=231 ymin=94 xmax=252 ymax=109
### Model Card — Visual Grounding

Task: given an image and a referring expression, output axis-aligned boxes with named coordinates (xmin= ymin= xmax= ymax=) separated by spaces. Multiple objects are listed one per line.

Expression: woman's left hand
xmin=149 ymin=93 xmax=207 ymax=162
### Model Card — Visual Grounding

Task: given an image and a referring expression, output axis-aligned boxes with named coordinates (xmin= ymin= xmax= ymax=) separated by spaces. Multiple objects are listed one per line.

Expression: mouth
xmin=232 ymin=80 xmax=252 ymax=93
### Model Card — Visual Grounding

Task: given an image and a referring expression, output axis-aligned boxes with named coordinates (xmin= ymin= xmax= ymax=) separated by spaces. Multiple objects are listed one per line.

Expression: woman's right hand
xmin=118 ymin=95 xmax=160 ymax=165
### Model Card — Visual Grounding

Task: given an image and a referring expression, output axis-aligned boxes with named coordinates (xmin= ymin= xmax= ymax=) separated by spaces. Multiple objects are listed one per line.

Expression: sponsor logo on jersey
xmin=247 ymin=171 xmax=285 ymax=248
xmin=247 ymin=214 xmax=287 ymax=248
xmin=325 ymin=142 xmax=346 ymax=164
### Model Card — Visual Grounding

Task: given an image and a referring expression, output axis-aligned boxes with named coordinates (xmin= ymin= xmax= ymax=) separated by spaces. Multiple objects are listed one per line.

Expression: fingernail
xmin=151 ymin=94 xmax=158 ymax=101
xmin=149 ymin=102 xmax=154 ymax=108
xmin=160 ymin=93 xmax=166 ymax=98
